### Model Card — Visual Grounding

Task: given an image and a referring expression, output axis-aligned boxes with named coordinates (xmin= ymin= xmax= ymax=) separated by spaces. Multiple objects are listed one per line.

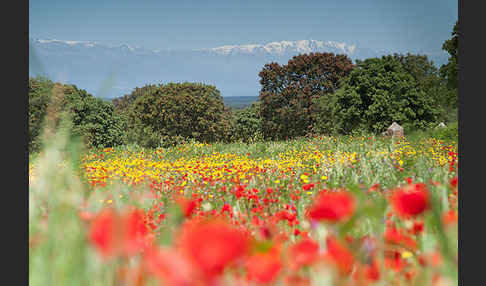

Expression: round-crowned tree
xmin=258 ymin=52 xmax=354 ymax=140
xmin=112 ymin=84 xmax=159 ymax=114
xmin=333 ymin=55 xmax=439 ymax=134
xmin=127 ymin=82 xmax=230 ymax=148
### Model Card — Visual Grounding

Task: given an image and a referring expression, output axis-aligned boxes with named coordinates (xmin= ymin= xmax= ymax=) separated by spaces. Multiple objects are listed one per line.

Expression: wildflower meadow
xmin=29 ymin=122 xmax=458 ymax=286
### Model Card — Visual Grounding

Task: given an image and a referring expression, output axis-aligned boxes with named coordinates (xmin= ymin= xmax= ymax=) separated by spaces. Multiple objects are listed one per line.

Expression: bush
xmin=64 ymin=94 xmax=126 ymax=149
xmin=231 ymin=101 xmax=264 ymax=143
xmin=126 ymin=82 xmax=231 ymax=148
xmin=258 ymin=53 xmax=354 ymax=140
xmin=431 ymin=121 xmax=458 ymax=142
xmin=332 ymin=56 xmax=440 ymax=134
xmin=28 ymin=77 xmax=126 ymax=152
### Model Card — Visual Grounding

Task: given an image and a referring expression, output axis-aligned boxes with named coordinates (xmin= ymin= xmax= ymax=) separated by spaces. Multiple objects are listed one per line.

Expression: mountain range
xmin=29 ymin=38 xmax=449 ymax=100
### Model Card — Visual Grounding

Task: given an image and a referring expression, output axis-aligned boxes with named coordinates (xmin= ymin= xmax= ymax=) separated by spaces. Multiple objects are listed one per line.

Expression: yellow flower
xmin=300 ymin=174 xmax=308 ymax=180
xmin=275 ymin=180 xmax=280 ymax=184
xmin=401 ymin=251 xmax=413 ymax=259
xmin=107 ymin=200 xmax=113 ymax=204
xmin=321 ymin=175 xmax=328 ymax=180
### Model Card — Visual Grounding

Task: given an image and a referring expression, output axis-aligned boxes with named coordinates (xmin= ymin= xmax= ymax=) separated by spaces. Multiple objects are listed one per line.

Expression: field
xmin=29 ymin=130 xmax=458 ymax=286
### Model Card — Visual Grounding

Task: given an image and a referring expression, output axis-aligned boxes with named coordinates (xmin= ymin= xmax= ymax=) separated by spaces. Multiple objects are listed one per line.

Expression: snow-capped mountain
xmin=200 ymin=40 xmax=357 ymax=56
xmin=29 ymin=38 xmax=448 ymax=100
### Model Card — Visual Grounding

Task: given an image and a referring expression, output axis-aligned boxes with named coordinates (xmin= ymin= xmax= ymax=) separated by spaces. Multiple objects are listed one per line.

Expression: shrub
xmin=258 ymin=53 xmax=354 ymax=140
xmin=64 ymin=94 xmax=126 ymax=148
xmin=332 ymin=56 xmax=440 ymax=134
xmin=126 ymin=82 xmax=231 ymax=148
xmin=28 ymin=77 xmax=126 ymax=152
xmin=431 ymin=121 xmax=458 ymax=142
xmin=231 ymin=101 xmax=264 ymax=143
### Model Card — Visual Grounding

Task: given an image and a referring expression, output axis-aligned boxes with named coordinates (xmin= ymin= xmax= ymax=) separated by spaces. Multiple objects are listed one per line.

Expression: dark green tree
xmin=393 ymin=53 xmax=455 ymax=122
xmin=332 ymin=56 xmax=439 ymax=134
xmin=440 ymin=21 xmax=459 ymax=90
xmin=28 ymin=77 xmax=126 ymax=152
xmin=258 ymin=53 xmax=354 ymax=140
xmin=231 ymin=101 xmax=263 ymax=143
xmin=29 ymin=77 xmax=54 ymax=152
xmin=112 ymin=84 xmax=159 ymax=114
xmin=64 ymin=92 xmax=126 ymax=148
xmin=127 ymin=82 xmax=231 ymax=148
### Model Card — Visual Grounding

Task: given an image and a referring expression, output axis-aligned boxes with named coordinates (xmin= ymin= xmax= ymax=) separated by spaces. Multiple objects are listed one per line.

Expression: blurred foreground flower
xmin=307 ymin=190 xmax=355 ymax=223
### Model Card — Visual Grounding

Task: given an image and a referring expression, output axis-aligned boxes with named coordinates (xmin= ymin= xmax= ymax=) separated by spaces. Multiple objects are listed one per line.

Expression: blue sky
xmin=30 ymin=0 xmax=457 ymax=54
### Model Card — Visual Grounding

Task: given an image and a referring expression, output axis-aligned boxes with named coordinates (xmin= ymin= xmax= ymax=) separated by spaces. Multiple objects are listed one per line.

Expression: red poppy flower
xmin=364 ymin=260 xmax=380 ymax=282
xmin=144 ymin=246 xmax=194 ymax=286
xmin=89 ymin=208 xmax=119 ymax=259
xmin=325 ymin=235 xmax=355 ymax=275
xmin=442 ymin=210 xmax=458 ymax=226
xmin=302 ymin=183 xmax=315 ymax=191
xmin=121 ymin=209 xmax=152 ymax=256
xmin=450 ymin=176 xmax=458 ymax=188
xmin=390 ymin=183 xmax=429 ymax=218
xmin=384 ymin=250 xmax=407 ymax=272
xmin=308 ymin=190 xmax=355 ymax=223
xmin=289 ymin=238 xmax=319 ymax=269
xmin=285 ymin=274 xmax=311 ymax=286
xmin=178 ymin=219 xmax=249 ymax=279
xmin=410 ymin=221 xmax=424 ymax=235
xmin=246 ymin=252 xmax=282 ymax=284
xmin=177 ymin=197 xmax=198 ymax=218
xmin=384 ymin=226 xmax=418 ymax=250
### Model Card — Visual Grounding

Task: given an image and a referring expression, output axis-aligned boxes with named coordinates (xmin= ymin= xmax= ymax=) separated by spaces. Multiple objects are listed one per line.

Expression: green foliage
xmin=436 ymin=21 xmax=458 ymax=119
xmin=332 ymin=55 xmax=439 ymax=134
xmin=231 ymin=101 xmax=264 ymax=143
xmin=29 ymin=77 xmax=55 ymax=153
xmin=431 ymin=121 xmax=458 ymax=143
xmin=311 ymin=92 xmax=339 ymax=135
xmin=258 ymin=53 xmax=354 ymax=140
xmin=112 ymin=84 xmax=159 ymax=114
xmin=28 ymin=77 xmax=126 ymax=153
xmin=126 ymin=82 xmax=232 ymax=148
xmin=64 ymin=93 xmax=126 ymax=149
xmin=440 ymin=21 xmax=458 ymax=91
xmin=407 ymin=121 xmax=458 ymax=145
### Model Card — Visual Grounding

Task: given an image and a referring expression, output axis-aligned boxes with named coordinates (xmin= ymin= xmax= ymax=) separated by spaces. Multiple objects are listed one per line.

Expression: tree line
xmin=29 ymin=22 xmax=458 ymax=152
